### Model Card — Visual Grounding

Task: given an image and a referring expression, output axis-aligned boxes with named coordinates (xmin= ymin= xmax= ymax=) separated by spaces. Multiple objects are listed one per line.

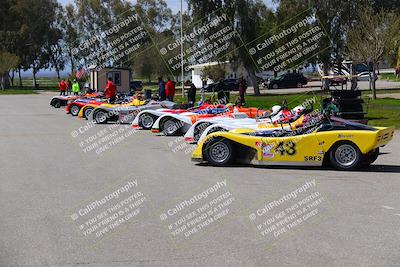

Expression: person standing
xmin=239 ymin=77 xmax=248 ymax=105
xmin=67 ymin=79 xmax=72 ymax=95
xmin=59 ymin=79 xmax=67 ymax=96
xmin=187 ymin=80 xmax=197 ymax=107
xmin=105 ymin=77 xmax=117 ymax=104
xmin=72 ymin=79 xmax=80 ymax=96
xmin=158 ymin=77 xmax=166 ymax=101
xmin=215 ymin=79 xmax=226 ymax=103
xmin=165 ymin=78 xmax=175 ymax=102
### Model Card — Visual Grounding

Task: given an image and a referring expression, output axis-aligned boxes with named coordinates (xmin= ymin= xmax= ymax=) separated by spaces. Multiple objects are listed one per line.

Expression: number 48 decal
xmin=275 ymin=141 xmax=297 ymax=156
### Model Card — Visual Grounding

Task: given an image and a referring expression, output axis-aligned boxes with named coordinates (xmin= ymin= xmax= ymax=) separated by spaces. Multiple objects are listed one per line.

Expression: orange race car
xmin=151 ymin=106 xmax=267 ymax=136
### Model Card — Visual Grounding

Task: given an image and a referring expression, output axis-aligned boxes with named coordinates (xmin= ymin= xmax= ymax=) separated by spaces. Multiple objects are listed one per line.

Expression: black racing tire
xmin=362 ymin=148 xmax=379 ymax=166
xmin=83 ymin=107 xmax=94 ymax=120
xmin=329 ymin=141 xmax=362 ymax=170
xmin=194 ymin=122 xmax=212 ymax=142
xmin=207 ymin=126 xmax=228 ymax=135
xmin=139 ymin=113 xmax=157 ymax=130
xmin=69 ymin=104 xmax=80 ymax=116
xmin=52 ymin=99 xmax=61 ymax=108
xmin=94 ymin=109 xmax=109 ymax=124
xmin=204 ymin=138 xmax=234 ymax=166
xmin=162 ymin=119 xmax=181 ymax=136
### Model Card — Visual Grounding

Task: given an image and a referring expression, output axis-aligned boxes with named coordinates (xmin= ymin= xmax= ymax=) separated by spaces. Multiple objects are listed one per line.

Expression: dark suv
xmin=267 ymin=73 xmax=308 ymax=89
xmin=203 ymin=79 xmax=239 ymax=92
xmin=130 ymin=81 xmax=143 ymax=91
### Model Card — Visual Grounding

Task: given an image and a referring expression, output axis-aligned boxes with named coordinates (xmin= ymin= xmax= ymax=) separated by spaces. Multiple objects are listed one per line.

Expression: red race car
xmin=66 ymin=97 xmax=108 ymax=117
xmin=131 ymin=103 xmax=227 ymax=130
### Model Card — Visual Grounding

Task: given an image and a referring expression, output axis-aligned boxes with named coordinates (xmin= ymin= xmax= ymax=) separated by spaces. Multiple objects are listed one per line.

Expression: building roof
xmin=88 ymin=66 xmax=132 ymax=71
xmin=188 ymin=61 xmax=230 ymax=69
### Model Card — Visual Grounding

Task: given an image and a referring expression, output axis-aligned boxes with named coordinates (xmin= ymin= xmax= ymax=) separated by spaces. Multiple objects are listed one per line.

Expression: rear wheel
xmin=52 ymin=99 xmax=61 ymax=108
xmin=272 ymin=84 xmax=279 ymax=89
xmin=194 ymin=122 xmax=212 ymax=142
xmin=204 ymin=138 xmax=234 ymax=166
xmin=329 ymin=142 xmax=362 ymax=170
xmin=83 ymin=107 xmax=94 ymax=119
xmin=70 ymin=104 xmax=80 ymax=116
xmin=163 ymin=119 xmax=181 ymax=136
xmin=139 ymin=113 xmax=157 ymax=130
xmin=94 ymin=110 xmax=109 ymax=124
xmin=207 ymin=127 xmax=227 ymax=135
xmin=296 ymin=82 xmax=303 ymax=88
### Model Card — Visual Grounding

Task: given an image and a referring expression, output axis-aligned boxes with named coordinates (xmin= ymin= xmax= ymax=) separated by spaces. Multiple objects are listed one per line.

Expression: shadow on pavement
xmin=195 ymin=163 xmax=400 ymax=173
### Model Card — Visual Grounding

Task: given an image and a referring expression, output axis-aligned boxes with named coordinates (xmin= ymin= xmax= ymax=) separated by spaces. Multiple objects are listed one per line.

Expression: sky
xmin=58 ymin=0 xmax=277 ymax=13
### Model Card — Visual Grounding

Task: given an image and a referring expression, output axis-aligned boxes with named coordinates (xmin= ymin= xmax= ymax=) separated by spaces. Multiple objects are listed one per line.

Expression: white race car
xmin=184 ymin=114 xmax=260 ymax=143
xmin=131 ymin=109 xmax=180 ymax=130
xmin=184 ymin=106 xmax=305 ymax=143
xmin=151 ymin=112 xmax=206 ymax=136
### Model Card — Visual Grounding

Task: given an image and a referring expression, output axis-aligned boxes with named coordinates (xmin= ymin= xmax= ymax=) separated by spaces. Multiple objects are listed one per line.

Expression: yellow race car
xmin=192 ymin=115 xmax=395 ymax=170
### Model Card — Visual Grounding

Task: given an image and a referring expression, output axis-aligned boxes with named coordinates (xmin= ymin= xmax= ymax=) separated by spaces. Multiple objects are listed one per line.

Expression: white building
xmin=189 ymin=61 xmax=248 ymax=88
xmin=189 ymin=61 xmax=275 ymax=88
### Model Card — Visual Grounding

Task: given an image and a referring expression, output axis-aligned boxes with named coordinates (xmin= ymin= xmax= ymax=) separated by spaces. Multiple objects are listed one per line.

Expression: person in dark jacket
xmin=239 ymin=77 xmax=248 ymax=105
xmin=187 ymin=80 xmax=196 ymax=107
xmin=214 ymin=79 xmax=226 ymax=103
xmin=158 ymin=77 xmax=166 ymax=101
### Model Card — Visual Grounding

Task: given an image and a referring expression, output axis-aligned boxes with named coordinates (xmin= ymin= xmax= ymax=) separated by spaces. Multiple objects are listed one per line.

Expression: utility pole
xmin=180 ymin=0 xmax=184 ymax=98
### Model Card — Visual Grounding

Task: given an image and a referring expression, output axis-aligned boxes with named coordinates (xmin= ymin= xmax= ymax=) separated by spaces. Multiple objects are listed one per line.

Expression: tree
xmin=135 ymin=49 xmax=157 ymax=83
xmin=62 ymin=4 xmax=79 ymax=74
xmin=397 ymin=47 xmax=400 ymax=69
xmin=187 ymin=0 xmax=274 ymax=95
xmin=0 ymin=51 xmax=20 ymax=90
xmin=131 ymin=0 xmax=174 ymax=80
xmin=10 ymin=0 xmax=60 ymax=86
xmin=201 ymin=64 xmax=226 ymax=82
xmin=274 ymin=0 xmax=370 ymax=90
xmin=46 ymin=4 xmax=66 ymax=81
xmin=135 ymin=0 xmax=173 ymax=33
xmin=347 ymin=7 xmax=400 ymax=99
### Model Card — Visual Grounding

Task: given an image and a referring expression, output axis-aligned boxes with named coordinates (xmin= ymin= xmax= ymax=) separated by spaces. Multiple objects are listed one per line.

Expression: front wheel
xmin=204 ymin=138 xmax=234 ymax=166
xmin=329 ymin=142 xmax=362 ymax=170
xmin=139 ymin=113 xmax=157 ymax=130
xmin=70 ymin=104 xmax=80 ymax=116
xmin=83 ymin=107 xmax=94 ymax=119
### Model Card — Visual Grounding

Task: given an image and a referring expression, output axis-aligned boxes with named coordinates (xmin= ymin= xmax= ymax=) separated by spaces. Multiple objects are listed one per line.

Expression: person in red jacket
xmin=105 ymin=78 xmax=117 ymax=103
xmin=165 ymin=78 xmax=175 ymax=102
xmin=59 ymin=79 xmax=67 ymax=96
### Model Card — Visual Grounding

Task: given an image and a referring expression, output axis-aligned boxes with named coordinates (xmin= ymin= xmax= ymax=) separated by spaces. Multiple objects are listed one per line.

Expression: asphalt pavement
xmin=0 ymin=94 xmax=400 ymax=266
